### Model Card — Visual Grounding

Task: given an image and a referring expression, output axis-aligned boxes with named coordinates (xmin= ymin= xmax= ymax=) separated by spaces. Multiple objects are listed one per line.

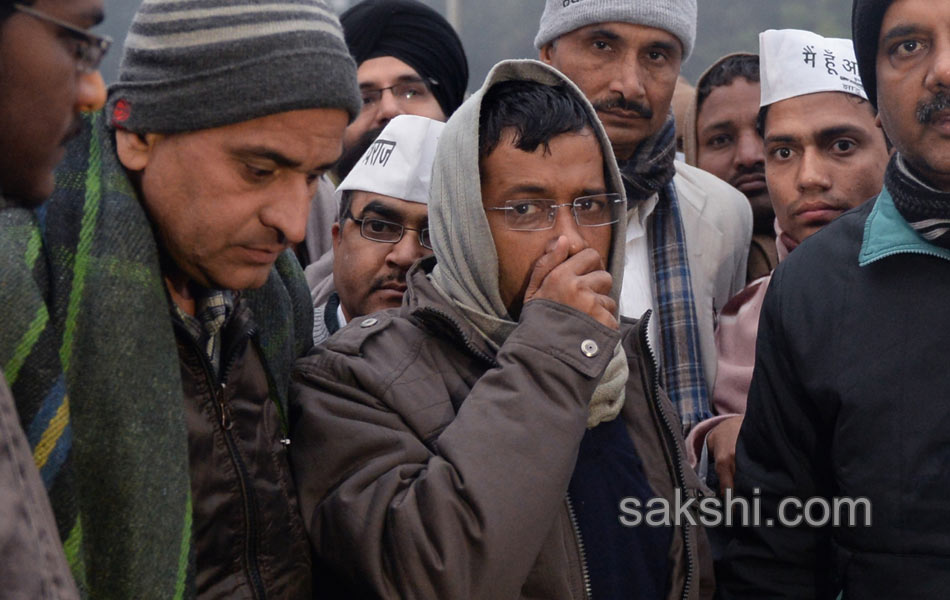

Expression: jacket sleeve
xmin=0 ymin=374 xmax=80 ymax=600
xmin=717 ymin=266 xmax=837 ymax=599
xmin=290 ymin=300 xmax=620 ymax=600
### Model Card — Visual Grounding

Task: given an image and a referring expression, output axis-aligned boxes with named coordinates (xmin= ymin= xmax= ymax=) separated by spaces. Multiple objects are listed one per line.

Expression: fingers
xmin=523 ymin=236 xmax=570 ymax=302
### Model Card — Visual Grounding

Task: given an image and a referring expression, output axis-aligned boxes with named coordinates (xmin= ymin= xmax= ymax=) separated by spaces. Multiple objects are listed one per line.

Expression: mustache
xmin=592 ymin=97 xmax=653 ymax=119
xmin=369 ymin=272 xmax=407 ymax=292
xmin=734 ymin=163 xmax=765 ymax=177
xmin=917 ymin=93 xmax=950 ymax=124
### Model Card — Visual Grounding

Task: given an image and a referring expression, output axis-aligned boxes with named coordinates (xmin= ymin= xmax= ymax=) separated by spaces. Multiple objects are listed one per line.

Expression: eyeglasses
xmin=14 ymin=3 xmax=112 ymax=74
xmin=345 ymin=210 xmax=433 ymax=250
xmin=360 ymin=78 xmax=439 ymax=113
xmin=485 ymin=194 xmax=624 ymax=231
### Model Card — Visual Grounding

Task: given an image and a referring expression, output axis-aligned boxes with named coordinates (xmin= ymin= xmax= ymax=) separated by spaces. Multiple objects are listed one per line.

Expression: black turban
xmin=341 ymin=0 xmax=469 ymax=117
xmin=852 ymin=0 xmax=895 ymax=110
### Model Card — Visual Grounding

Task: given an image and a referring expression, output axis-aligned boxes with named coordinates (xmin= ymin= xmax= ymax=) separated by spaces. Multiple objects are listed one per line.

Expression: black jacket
xmin=720 ymin=198 xmax=950 ymax=599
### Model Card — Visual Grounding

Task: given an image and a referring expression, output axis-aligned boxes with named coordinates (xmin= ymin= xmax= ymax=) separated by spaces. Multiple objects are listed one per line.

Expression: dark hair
xmin=696 ymin=54 xmax=760 ymax=114
xmin=0 ymin=0 xmax=27 ymax=24
xmin=336 ymin=125 xmax=386 ymax=222
xmin=478 ymin=80 xmax=593 ymax=160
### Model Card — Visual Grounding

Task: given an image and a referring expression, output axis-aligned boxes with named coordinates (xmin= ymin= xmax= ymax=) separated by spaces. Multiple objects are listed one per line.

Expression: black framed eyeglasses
xmin=360 ymin=78 xmax=439 ymax=113
xmin=14 ymin=3 xmax=112 ymax=74
xmin=485 ymin=193 xmax=625 ymax=231
xmin=345 ymin=210 xmax=433 ymax=250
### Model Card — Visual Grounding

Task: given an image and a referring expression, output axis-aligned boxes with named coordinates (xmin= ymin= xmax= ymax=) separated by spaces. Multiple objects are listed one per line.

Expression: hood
xmin=427 ymin=59 xmax=627 ymax=333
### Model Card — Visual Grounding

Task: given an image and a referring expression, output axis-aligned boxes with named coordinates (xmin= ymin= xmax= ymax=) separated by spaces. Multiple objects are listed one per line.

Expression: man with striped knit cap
xmin=2 ymin=0 xmax=360 ymax=597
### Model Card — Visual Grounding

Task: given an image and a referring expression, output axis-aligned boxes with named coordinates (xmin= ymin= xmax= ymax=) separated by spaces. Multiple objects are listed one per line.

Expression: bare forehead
xmin=765 ymin=92 xmax=875 ymax=140
xmin=564 ymin=21 xmax=681 ymax=48
xmin=698 ymin=78 xmax=761 ymax=124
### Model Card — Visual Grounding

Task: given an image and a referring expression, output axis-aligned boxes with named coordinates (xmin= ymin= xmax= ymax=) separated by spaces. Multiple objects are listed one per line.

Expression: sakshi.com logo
xmin=618 ymin=488 xmax=873 ymax=528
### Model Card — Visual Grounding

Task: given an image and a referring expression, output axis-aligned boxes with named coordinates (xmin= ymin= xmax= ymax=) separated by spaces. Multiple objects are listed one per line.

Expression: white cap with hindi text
xmin=759 ymin=29 xmax=867 ymax=107
xmin=337 ymin=114 xmax=445 ymax=204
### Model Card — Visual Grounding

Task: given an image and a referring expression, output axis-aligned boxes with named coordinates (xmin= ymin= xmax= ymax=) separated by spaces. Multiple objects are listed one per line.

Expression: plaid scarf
xmin=888 ymin=154 xmax=950 ymax=248
xmin=171 ymin=289 xmax=235 ymax=377
xmin=0 ymin=111 xmax=313 ymax=598
xmin=619 ymin=115 xmax=710 ymax=432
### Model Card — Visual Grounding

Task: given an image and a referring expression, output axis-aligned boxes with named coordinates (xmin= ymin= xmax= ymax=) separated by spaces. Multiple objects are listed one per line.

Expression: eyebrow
xmin=649 ymin=40 xmax=681 ymax=56
xmin=359 ymin=200 xmax=406 ymax=222
xmin=815 ymin=125 xmax=865 ymax=144
xmin=586 ymin=27 xmax=621 ymax=41
xmin=764 ymin=134 xmax=799 ymax=146
xmin=700 ymin=120 xmax=738 ymax=134
xmin=234 ymin=146 xmax=338 ymax=173
xmin=881 ymin=24 xmax=926 ymax=46
xmin=359 ymin=74 xmax=425 ymax=90
xmin=499 ymin=184 xmax=550 ymax=197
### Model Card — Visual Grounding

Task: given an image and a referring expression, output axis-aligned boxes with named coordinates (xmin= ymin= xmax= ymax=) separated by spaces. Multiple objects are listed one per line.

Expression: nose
xmin=385 ymin=229 xmax=429 ymax=270
xmin=796 ymin=148 xmax=832 ymax=194
xmin=77 ymin=70 xmax=107 ymax=113
xmin=261 ymin=176 xmax=312 ymax=245
xmin=551 ymin=205 xmax=589 ymax=255
xmin=925 ymin=35 xmax=950 ymax=92
xmin=608 ymin=51 xmax=647 ymax=104
xmin=734 ymin=130 xmax=765 ymax=171
xmin=374 ymin=88 xmax=405 ymax=127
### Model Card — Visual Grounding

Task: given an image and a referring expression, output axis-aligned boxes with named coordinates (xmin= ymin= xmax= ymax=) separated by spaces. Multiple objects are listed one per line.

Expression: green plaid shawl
xmin=0 ymin=111 xmax=313 ymax=598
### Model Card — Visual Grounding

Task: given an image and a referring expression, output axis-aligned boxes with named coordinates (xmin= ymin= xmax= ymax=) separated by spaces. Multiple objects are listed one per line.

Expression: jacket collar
xmin=404 ymin=256 xmax=498 ymax=362
xmin=859 ymin=186 xmax=950 ymax=266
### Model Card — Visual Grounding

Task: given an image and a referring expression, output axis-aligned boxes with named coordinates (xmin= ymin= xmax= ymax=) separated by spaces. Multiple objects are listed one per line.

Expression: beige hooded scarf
xmin=427 ymin=59 xmax=630 ymax=428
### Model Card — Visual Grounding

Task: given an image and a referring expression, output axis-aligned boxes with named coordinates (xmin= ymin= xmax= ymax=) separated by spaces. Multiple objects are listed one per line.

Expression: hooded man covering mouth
xmin=289 ymin=59 xmax=714 ymax=600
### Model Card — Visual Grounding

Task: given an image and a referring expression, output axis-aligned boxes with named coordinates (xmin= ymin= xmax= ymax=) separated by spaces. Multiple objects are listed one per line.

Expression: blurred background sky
xmin=95 ymin=0 xmax=852 ymax=89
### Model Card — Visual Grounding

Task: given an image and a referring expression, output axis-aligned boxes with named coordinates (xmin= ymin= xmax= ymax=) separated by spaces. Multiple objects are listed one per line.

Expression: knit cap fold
xmin=107 ymin=0 xmax=361 ymax=134
xmin=534 ymin=0 xmax=697 ymax=60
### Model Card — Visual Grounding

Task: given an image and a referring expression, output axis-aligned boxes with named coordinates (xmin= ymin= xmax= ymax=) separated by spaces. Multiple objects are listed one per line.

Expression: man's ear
xmin=331 ymin=222 xmax=342 ymax=250
xmin=115 ymin=130 xmax=163 ymax=172
xmin=539 ymin=42 xmax=555 ymax=66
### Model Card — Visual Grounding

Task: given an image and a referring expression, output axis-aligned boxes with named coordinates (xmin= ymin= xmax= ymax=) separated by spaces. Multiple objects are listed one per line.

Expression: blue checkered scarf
xmin=620 ymin=114 xmax=710 ymax=432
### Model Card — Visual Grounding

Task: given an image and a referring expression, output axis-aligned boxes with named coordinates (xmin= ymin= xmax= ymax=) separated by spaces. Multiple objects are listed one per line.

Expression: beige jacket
xmin=671 ymin=162 xmax=752 ymax=395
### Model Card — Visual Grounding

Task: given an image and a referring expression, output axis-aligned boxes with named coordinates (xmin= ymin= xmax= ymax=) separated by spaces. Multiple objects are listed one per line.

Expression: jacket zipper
xmin=639 ymin=310 xmax=695 ymax=600
xmin=178 ymin=323 xmax=268 ymax=600
xmin=565 ymin=494 xmax=592 ymax=600
xmin=418 ymin=307 xmax=498 ymax=367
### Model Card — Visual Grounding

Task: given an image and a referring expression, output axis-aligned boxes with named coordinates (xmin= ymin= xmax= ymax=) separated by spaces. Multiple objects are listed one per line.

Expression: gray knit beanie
xmin=107 ymin=0 xmax=362 ymax=134
xmin=534 ymin=0 xmax=697 ymax=59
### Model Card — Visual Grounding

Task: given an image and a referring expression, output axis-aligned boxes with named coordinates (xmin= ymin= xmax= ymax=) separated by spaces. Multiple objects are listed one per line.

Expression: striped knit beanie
xmin=534 ymin=0 xmax=697 ymax=60
xmin=107 ymin=0 xmax=361 ymax=134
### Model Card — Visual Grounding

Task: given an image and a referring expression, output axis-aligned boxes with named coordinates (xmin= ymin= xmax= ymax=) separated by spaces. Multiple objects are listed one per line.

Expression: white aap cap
xmin=337 ymin=114 xmax=445 ymax=204
xmin=759 ymin=29 xmax=867 ymax=107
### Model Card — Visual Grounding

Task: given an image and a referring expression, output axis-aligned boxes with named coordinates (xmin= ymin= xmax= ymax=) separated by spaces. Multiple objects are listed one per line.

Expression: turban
xmin=341 ymin=0 xmax=469 ymax=117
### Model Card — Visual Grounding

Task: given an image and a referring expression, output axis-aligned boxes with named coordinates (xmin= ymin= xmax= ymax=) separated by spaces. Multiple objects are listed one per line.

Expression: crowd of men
xmin=1 ymin=0 xmax=947 ymax=598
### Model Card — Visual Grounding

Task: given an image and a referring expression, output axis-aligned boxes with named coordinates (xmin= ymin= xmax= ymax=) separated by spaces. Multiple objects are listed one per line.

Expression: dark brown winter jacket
xmin=290 ymin=259 xmax=714 ymax=600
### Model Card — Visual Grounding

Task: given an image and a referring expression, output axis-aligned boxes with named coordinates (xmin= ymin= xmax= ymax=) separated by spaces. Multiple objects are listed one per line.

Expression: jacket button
xmin=581 ymin=339 xmax=599 ymax=357
xmin=360 ymin=317 xmax=379 ymax=328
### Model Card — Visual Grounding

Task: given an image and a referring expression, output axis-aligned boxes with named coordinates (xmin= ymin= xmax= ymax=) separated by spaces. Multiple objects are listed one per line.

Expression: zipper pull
xmin=217 ymin=382 xmax=233 ymax=430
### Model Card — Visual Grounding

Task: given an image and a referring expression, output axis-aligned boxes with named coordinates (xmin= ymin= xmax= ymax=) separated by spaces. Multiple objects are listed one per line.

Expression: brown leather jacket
xmin=175 ymin=298 xmax=312 ymax=599
xmin=290 ymin=260 xmax=714 ymax=600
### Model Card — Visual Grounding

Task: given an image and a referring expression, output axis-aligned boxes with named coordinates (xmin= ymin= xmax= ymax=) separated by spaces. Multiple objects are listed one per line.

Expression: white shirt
xmin=619 ymin=195 xmax=659 ymax=350
xmin=336 ymin=303 xmax=348 ymax=329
